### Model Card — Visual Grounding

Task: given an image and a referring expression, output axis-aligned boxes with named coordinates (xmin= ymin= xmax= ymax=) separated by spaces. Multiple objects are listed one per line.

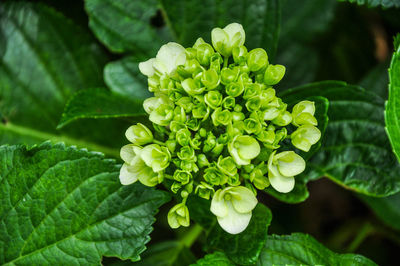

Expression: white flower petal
xmin=230 ymin=186 xmax=258 ymax=213
xmin=236 ymin=136 xmax=260 ymax=160
xmin=228 ymin=141 xmax=250 ymax=165
xmin=217 ymin=201 xmax=252 ymax=234
xmin=120 ymin=144 xmax=139 ymax=164
xmin=277 ymin=151 xmax=305 ymax=177
xmin=140 ymin=144 xmax=155 ymax=168
xmin=210 ymin=189 xmax=229 ymax=217
xmin=269 ymin=169 xmax=295 ymax=193
xmin=156 ymin=42 xmax=186 ymax=75
xmin=119 ymin=163 xmax=138 ymax=185
xmin=138 ymin=58 xmax=155 ymax=77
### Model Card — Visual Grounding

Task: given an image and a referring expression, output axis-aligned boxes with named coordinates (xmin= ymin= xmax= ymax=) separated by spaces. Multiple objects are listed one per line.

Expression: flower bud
xmin=228 ymin=135 xmax=261 ymax=165
xmin=149 ymin=104 xmax=174 ymax=126
xmin=211 ymin=23 xmax=245 ymax=57
xmin=178 ymin=146 xmax=196 ymax=161
xmin=176 ymin=128 xmax=191 ymax=146
xmin=250 ymin=168 xmax=270 ymax=190
xmin=227 ymin=174 xmax=241 ymax=186
xmin=272 ymin=111 xmax=293 ymax=126
xmin=225 ymin=82 xmax=244 ymax=97
xmin=166 ymin=139 xmax=177 ymax=153
xmin=186 ymin=117 xmax=200 ymax=131
xmin=198 ymin=69 xmax=219 ymax=91
xmin=168 ymin=203 xmax=190 ymax=229
xmin=185 ymin=47 xmax=197 ymax=59
xmin=217 ymin=156 xmax=238 ymax=177
xmin=125 ymin=123 xmax=153 ymax=145
xmin=259 ymin=88 xmax=276 ymax=108
xmin=182 ymin=78 xmax=205 ymax=95
xmin=291 ymin=125 xmax=321 ymax=152
xmin=173 ymin=106 xmax=186 ymax=123
xmin=245 ymin=96 xmax=261 ymax=112
xmin=247 ymin=48 xmax=268 ymax=72
xmin=211 ymin=108 xmax=232 ymax=126
xmin=197 ymin=153 xmax=210 ymax=168
xmin=243 ymin=83 xmax=262 ymax=100
xmin=264 ymin=64 xmax=285 ymax=85
xmin=232 ymin=45 xmax=248 ymax=63
xmin=211 ymin=143 xmax=225 ymax=157
xmin=140 ymin=144 xmax=171 ymax=172
xmin=232 ymin=111 xmax=245 ymax=122
xmin=221 ymin=67 xmax=240 ymax=85
xmin=243 ymin=118 xmax=262 ymax=134
xmin=171 ymin=181 xmax=183 ymax=193
xmin=176 ymin=96 xmax=194 ymax=112
xmin=292 ymin=100 xmax=318 ymax=126
xmin=205 ymin=90 xmax=223 ymax=109
xmin=190 ymin=137 xmax=202 ymax=150
xmin=153 ymin=42 xmax=186 ymax=76
xmin=256 ymin=129 xmax=275 ymax=144
xmin=210 ymin=53 xmax=223 ymax=73
xmin=203 ymin=133 xmax=217 ymax=153
xmin=195 ymin=182 xmax=215 ymax=200
xmin=204 ymin=166 xmax=228 ymax=186
xmin=222 ymin=96 xmax=236 ymax=109
xmin=196 ymin=43 xmax=215 ymax=66
xmin=192 ymin=103 xmax=210 ymax=120
xmin=173 ymin=170 xmax=192 ymax=185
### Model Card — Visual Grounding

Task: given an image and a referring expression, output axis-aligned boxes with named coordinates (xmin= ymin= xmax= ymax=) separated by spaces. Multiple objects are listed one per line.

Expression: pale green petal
xmin=119 ymin=163 xmax=138 ymax=185
xmin=156 ymin=42 xmax=186 ymax=75
xmin=293 ymin=100 xmax=315 ymax=116
xmin=140 ymin=144 xmax=156 ymax=168
xmin=137 ymin=165 xmax=159 ymax=187
xmin=228 ymin=140 xmax=251 ymax=165
xmin=138 ymin=58 xmax=155 ymax=77
xmin=143 ymin=97 xmax=160 ymax=114
xmin=268 ymin=166 xmax=295 ymax=193
xmin=210 ymin=189 xmax=229 ymax=217
xmin=211 ymin=28 xmax=229 ymax=56
xmin=292 ymin=137 xmax=312 ymax=152
xmin=230 ymin=186 xmax=258 ymax=213
xmin=303 ymin=125 xmax=321 ymax=144
xmin=120 ymin=144 xmax=140 ymax=164
xmin=224 ymin=23 xmax=245 ymax=47
xmin=217 ymin=201 xmax=252 ymax=234
xmin=236 ymin=136 xmax=260 ymax=160
xmin=276 ymin=151 xmax=306 ymax=177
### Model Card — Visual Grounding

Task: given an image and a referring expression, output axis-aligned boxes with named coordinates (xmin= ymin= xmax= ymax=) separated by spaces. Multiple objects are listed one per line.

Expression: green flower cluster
xmin=119 ymin=23 xmax=321 ymax=234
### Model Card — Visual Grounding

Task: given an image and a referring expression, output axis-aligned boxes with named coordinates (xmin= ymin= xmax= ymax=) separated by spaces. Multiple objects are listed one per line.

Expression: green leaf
xmin=264 ymin=96 xmax=329 ymax=204
xmin=0 ymin=142 xmax=170 ymax=265
xmin=0 ymin=3 xmax=128 ymax=156
xmin=110 ymin=241 xmax=196 ymax=266
xmin=385 ymin=34 xmax=400 ymax=163
xmin=337 ymin=0 xmax=400 ymax=8
xmin=206 ymin=204 xmax=272 ymax=265
xmin=57 ymin=88 xmax=145 ymax=129
xmin=84 ymin=0 xmax=170 ymax=54
xmin=257 ymin=233 xmax=377 ymax=265
xmin=280 ymin=81 xmax=400 ymax=197
xmin=192 ymin=252 xmax=234 ymax=266
xmin=104 ymin=56 xmax=152 ymax=100
xmin=186 ymin=196 xmax=216 ymax=229
xmin=359 ymin=61 xmax=390 ymax=99
xmin=160 ymin=0 xmax=281 ymax=59
xmin=360 ymin=193 xmax=400 ymax=231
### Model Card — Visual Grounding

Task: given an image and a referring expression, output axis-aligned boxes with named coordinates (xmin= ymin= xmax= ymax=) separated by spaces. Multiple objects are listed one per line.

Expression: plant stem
xmin=180 ymin=223 xmax=203 ymax=248
xmin=153 ymin=139 xmax=166 ymax=146
xmin=346 ymin=222 xmax=374 ymax=253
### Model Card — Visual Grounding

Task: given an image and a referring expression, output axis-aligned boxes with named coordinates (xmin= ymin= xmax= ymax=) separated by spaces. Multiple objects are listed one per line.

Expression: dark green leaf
xmin=104 ymin=56 xmax=152 ymax=100
xmin=280 ymin=81 xmax=400 ymax=197
xmin=160 ymin=0 xmax=281 ymax=59
xmin=192 ymin=252 xmax=234 ymax=266
xmin=337 ymin=0 xmax=400 ymax=8
xmin=84 ymin=0 xmax=170 ymax=54
xmin=57 ymin=88 xmax=145 ymax=129
xmin=264 ymin=96 xmax=329 ymax=204
xmin=206 ymin=204 xmax=272 ymax=265
xmin=0 ymin=142 xmax=170 ymax=265
xmin=359 ymin=61 xmax=390 ymax=99
xmin=385 ymin=34 xmax=400 ymax=163
xmin=257 ymin=233 xmax=377 ymax=265
xmin=186 ymin=196 xmax=216 ymax=229
xmin=0 ymin=3 xmax=129 ymax=157
xmin=360 ymin=193 xmax=400 ymax=231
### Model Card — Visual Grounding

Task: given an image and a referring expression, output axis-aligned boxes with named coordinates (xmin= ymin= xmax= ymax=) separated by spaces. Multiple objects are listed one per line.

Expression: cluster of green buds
xmin=119 ymin=23 xmax=321 ymax=234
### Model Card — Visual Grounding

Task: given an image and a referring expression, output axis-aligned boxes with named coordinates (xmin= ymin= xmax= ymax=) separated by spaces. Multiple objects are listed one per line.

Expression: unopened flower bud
xmin=205 ymin=90 xmax=223 ymax=109
xmin=247 ymin=48 xmax=268 ymax=72
xmin=201 ymin=69 xmax=220 ymax=90
xmin=195 ymin=182 xmax=215 ymax=200
xmin=291 ymin=125 xmax=321 ymax=152
xmin=125 ymin=123 xmax=153 ymax=145
xmin=264 ymin=64 xmax=285 ymax=85
xmin=204 ymin=166 xmax=228 ymax=186
xmin=168 ymin=203 xmax=190 ymax=229
xmin=173 ymin=170 xmax=192 ymax=185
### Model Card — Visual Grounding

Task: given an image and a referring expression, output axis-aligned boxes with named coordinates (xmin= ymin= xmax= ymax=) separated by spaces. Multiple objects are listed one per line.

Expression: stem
xmin=346 ymin=222 xmax=374 ymax=253
xmin=179 ymin=223 xmax=203 ymax=248
xmin=153 ymin=139 xmax=166 ymax=146
xmin=223 ymin=56 xmax=229 ymax=68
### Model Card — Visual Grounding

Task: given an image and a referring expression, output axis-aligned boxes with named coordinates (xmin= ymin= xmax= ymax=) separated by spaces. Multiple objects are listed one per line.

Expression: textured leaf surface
xmin=57 ymin=88 xmax=145 ymax=129
xmin=104 ymin=56 xmax=151 ymax=100
xmin=360 ymin=192 xmax=400 ymax=231
xmin=206 ymin=204 xmax=272 ymax=265
xmin=160 ymin=0 xmax=280 ymax=59
xmin=264 ymin=96 xmax=329 ymax=204
xmin=0 ymin=142 xmax=169 ymax=265
xmin=192 ymin=252 xmax=234 ymax=266
xmin=280 ymin=81 xmax=400 ymax=197
xmin=84 ymin=0 xmax=169 ymax=54
xmin=385 ymin=35 xmax=400 ymax=163
xmin=0 ymin=3 xmax=129 ymax=155
xmin=257 ymin=233 xmax=377 ymax=265
xmin=337 ymin=0 xmax=400 ymax=8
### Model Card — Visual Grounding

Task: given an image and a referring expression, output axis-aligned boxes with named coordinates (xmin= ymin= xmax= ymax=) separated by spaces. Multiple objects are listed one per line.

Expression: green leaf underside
xmin=160 ymin=0 xmax=280 ymax=59
xmin=84 ymin=0 xmax=169 ymax=54
xmin=206 ymin=204 xmax=272 ymax=265
xmin=257 ymin=233 xmax=377 ymax=265
xmin=0 ymin=142 xmax=169 ymax=265
xmin=264 ymin=96 xmax=329 ymax=204
xmin=192 ymin=252 xmax=234 ymax=266
xmin=360 ymin=192 xmax=400 ymax=231
xmin=385 ymin=35 xmax=400 ymax=163
xmin=104 ymin=56 xmax=152 ymax=100
xmin=280 ymin=81 xmax=400 ymax=197
xmin=337 ymin=0 xmax=400 ymax=8
xmin=57 ymin=88 xmax=146 ymax=129
xmin=0 ymin=3 xmax=129 ymax=156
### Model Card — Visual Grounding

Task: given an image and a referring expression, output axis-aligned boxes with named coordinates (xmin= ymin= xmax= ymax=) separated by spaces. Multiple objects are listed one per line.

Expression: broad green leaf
xmin=385 ymin=34 xmax=400 ymax=163
xmin=84 ymin=0 xmax=170 ymax=54
xmin=360 ymin=193 xmax=400 ymax=231
xmin=280 ymin=81 xmax=400 ymax=197
xmin=192 ymin=252 xmax=234 ymax=266
xmin=0 ymin=142 xmax=170 ymax=265
xmin=57 ymin=88 xmax=145 ymax=129
xmin=337 ymin=0 xmax=400 ymax=8
xmin=104 ymin=56 xmax=151 ymax=100
xmin=160 ymin=0 xmax=281 ymax=59
xmin=264 ymin=96 xmax=329 ymax=204
xmin=110 ymin=241 xmax=196 ymax=266
xmin=186 ymin=196 xmax=216 ymax=229
xmin=206 ymin=204 xmax=272 ymax=265
xmin=0 ymin=3 xmax=129 ymax=157
xmin=257 ymin=233 xmax=377 ymax=265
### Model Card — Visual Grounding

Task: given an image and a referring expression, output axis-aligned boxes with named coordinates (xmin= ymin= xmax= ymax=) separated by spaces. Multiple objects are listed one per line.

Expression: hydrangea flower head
xmin=119 ymin=23 xmax=321 ymax=234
